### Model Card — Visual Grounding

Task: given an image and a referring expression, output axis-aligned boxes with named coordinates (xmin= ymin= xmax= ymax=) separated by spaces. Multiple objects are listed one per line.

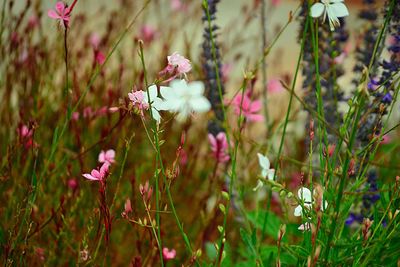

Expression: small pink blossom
xmin=72 ymin=112 xmax=80 ymax=121
xmin=128 ymin=90 xmax=149 ymax=113
xmin=267 ymin=79 xmax=284 ymax=93
xmin=139 ymin=181 xmax=153 ymax=202
xmin=221 ymin=63 xmax=233 ymax=82
xmin=208 ymin=132 xmax=230 ymax=163
xmin=95 ymin=51 xmax=105 ymax=65
xmin=122 ymin=198 xmax=132 ymax=218
xmin=90 ymin=33 xmax=101 ymax=49
xmin=82 ymin=163 xmax=109 ymax=181
xmin=171 ymin=0 xmax=185 ymax=11
xmin=231 ymin=90 xmax=263 ymax=122
xmin=98 ymin=149 xmax=115 ymax=165
xmin=162 ymin=247 xmax=176 ymax=260
xmin=140 ymin=25 xmax=158 ymax=44
xmin=68 ymin=178 xmax=78 ymax=191
xmin=19 ymin=124 xmax=32 ymax=138
xmin=83 ymin=107 xmax=93 ymax=118
xmin=271 ymin=0 xmax=282 ymax=7
xmin=124 ymin=198 xmax=132 ymax=213
xmin=167 ymin=52 xmax=191 ymax=74
xmin=48 ymin=2 xmax=71 ymax=28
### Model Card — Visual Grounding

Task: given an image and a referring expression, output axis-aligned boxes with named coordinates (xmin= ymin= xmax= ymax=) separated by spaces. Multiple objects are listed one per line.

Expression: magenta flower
xmin=82 ymin=163 xmax=109 ymax=181
xmin=47 ymin=2 xmax=71 ymax=28
xmin=162 ymin=247 xmax=176 ymax=260
xmin=231 ymin=90 xmax=263 ymax=122
xmin=208 ymin=132 xmax=230 ymax=163
xmin=98 ymin=149 xmax=115 ymax=165
xmin=19 ymin=124 xmax=32 ymax=138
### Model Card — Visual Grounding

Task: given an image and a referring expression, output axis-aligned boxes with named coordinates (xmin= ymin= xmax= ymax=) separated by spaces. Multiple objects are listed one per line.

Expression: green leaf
xmin=239 ymin=228 xmax=257 ymax=258
xmin=247 ymin=211 xmax=281 ymax=240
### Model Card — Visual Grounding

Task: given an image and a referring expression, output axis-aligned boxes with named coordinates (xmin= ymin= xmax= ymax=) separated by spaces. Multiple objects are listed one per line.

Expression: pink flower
xmin=271 ymin=0 xmax=282 ymax=7
xmin=231 ymin=90 xmax=263 ymax=122
xmin=48 ymin=2 xmax=71 ymax=28
xmin=128 ymin=90 xmax=149 ymax=112
xmin=171 ymin=0 xmax=185 ymax=11
xmin=68 ymin=178 xmax=78 ymax=191
xmin=124 ymin=198 xmax=132 ymax=213
xmin=221 ymin=63 xmax=233 ymax=82
xmin=140 ymin=25 xmax=158 ymax=44
xmin=167 ymin=52 xmax=191 ymax=74
xmin=90 ymin=33 xmax=101 ymax=49
xmin=122 ymin=198 xmax=132 ymax=218
xmin=208 ymin=132 xmax=230 ymax=163
xmin=139 ymin=181 xmax=153 ymax=202
xmin=72 ymin=112 xmax=80 ymax=121
xmin=267 ymin=79 xmax=284 ymax=93
xmin=19 ymin=124 xmax=32 ymax=138
xmin=82 ymin=163 xmax=109 ymax=181
xmin=95 ymin=51 xmax=105 ymax=64
xmin=162 ymin=247 xmax=176 ymax=260
xmin=98 ymin=149 xmax=115 ymax=165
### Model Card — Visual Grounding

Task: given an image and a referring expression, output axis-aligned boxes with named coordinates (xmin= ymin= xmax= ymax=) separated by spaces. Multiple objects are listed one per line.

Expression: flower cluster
xmin=82 ymin=149 xmax=115 ymax=182
xmin=129 ymin=79 xmax=211 ymax=123
xmin=208 ymin=132 xmax=230 ymax=163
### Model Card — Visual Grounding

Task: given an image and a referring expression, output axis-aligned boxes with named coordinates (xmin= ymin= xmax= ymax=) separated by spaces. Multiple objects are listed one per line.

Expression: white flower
xmin=257 ymin=153 xmax=275 ymax=180
xmin=310 ymin=0 xmax=349 ymax=31
xmin=144 ymin=85 xmax=169 ymax=123
xmin=294 ymin=187 xmax=328 ymax=217
xmin=159 ymin=79 xmax=211 ymax=121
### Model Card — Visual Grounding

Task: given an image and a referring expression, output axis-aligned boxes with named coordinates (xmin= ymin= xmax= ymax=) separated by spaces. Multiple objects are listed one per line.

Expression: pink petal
xmin=106 ymin=149 xmax=115 ymax=159
xmin=47 ymin=10 xmax=61 ymax=19
xmin=249 ymin=100 xmax=262 ymax=113
xmin=247 ymin=114 xmax=264 ymax=122
xmin=100 ymin=163 xmax=109 ymax=176
xmin=98 ymin=151 xmax=105 ymax=163
xmin=208 ymin=134 xmax=217 ymax=149
xmin=91 ymin=169 xmax=100 ymax=178
xmin=82 ymin=173 xmax=99 ymax=181
xmin=55 ymin=2 xmax=65 ymax=14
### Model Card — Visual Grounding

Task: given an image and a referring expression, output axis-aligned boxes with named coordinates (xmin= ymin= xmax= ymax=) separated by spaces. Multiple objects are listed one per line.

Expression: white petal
xmin=330 ymin=0 xmax=344 ymax=3
xmin=151 ymin=108 xmax=161 ymax=122
xmin=330 ymin=3 xmax=349 ymax=17
xmin=310 ymin=3 xmax=325 ymax=18
xmin=294 ymin=205 xmax=303 ymax=217
xmin=257 ymin=153 xmax=270 ymax=170
xmin=267 ymin=169 xmax=275 ymax=181
xmin=159 ymin=86 xmax=172 ymax=98
xmin=170 ymin=79 xmax=188 ymax=96
xmin=298 ymin=187 xmax=312 ymax=202
xmin=189 ymin=97 xmax=211 ymax=113
xmin=147 ymin=85 xmax=158 ymax=100
xmin=188 ymin=81 xmax=205 ymax=95
xmin=322 ymin=200 xmax=328 ymax=211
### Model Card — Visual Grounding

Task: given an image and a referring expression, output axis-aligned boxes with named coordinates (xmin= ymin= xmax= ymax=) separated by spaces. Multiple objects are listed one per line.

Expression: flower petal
xmin=294 ymin=205 xmax=303 ymax=217
xmin=298 ymin=187 xmax=312 ymax=202
xmin=331 ymin=3 xmax=349 ymax=17
xmin=48 ymin=10 xmax=61 ymax=19
xmin=257 ymin=153 xmax=270 ymax=170
xmin=310 ymin=3 xmax=325 ymax=18
xmin=189 ymin=97 xmax=211 ymax=113
xmin=83 ymin=173 xmax=99 ymax=181
xmin=188 ymin=81 xmax=204 ymax=95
